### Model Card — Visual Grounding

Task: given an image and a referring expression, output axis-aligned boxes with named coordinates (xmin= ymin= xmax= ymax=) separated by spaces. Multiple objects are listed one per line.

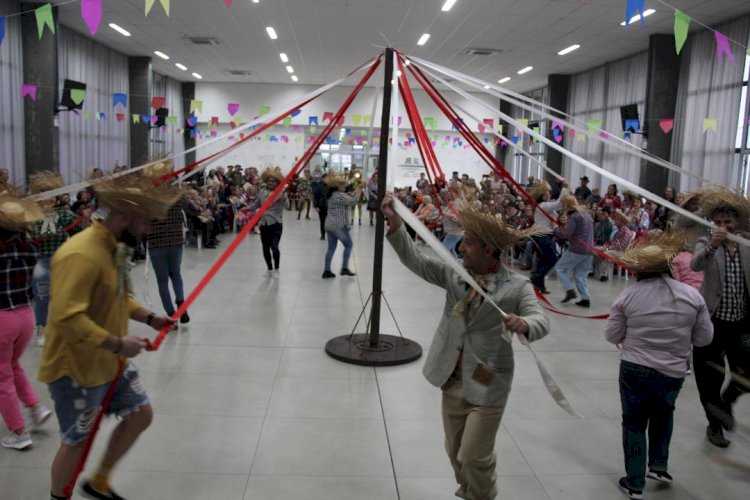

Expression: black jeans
xmin=259 ymin=222 xmax=283 ymax=270
xmin=619 ymin=361 xmax=684 ymax=489
xmin=529 ymin=234 xmax=559 ymax=291
xmin=317 ymin=206 xmax=328 ymax=237
xmin=693 ymin=316 xmax=750 ymax=429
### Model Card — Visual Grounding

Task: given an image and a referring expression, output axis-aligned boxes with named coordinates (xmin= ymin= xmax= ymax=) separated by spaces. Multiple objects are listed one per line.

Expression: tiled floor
xmin=3 ymin=215 xmax=750 ymax=499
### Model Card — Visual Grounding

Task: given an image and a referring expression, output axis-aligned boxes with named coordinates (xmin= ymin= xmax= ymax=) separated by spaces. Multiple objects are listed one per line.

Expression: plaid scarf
xmin=451 ymin=272 xmax=501 ymax=319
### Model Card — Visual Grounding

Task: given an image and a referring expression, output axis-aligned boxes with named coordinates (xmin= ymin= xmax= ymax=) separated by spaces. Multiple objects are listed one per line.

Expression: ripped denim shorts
xmin=47 ymin=363 xmax=150 ymax=445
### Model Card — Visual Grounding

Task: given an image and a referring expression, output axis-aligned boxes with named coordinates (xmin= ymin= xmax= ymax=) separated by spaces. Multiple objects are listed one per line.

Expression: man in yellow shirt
xmin=39 ymin=177 xmax=180 ymax=500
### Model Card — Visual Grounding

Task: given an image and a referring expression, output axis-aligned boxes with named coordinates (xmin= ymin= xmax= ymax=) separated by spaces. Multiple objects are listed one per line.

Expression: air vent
xmin=222 ymin=69 xmax=252 ymax=76
xmin=464 ymin=48 xmax=502 ymax=56
xmin=184 ymin=36 xmax=221 ymax=46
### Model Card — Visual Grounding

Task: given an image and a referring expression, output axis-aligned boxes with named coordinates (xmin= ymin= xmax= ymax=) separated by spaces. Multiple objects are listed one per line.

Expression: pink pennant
xmin=714 ymin=31 xmax=736 ymax=64
xmin=150 ymin=115 xmax=158 ymax=125
xmin=228 ymin=103 xmax=240 ymax=116
xmin=478 ymin=124 xmax=485 ymax=133
xmin=569 ymin=129 xmax=576 ymax=138
xmin=151 ymin=96 xmax=165 ymax=109
xmin=659 ymin=118 xmax=674 ymax=134
xmin=323 ymin=111 xmax=334 ymax=122
xmin=483 ymin=118 xmax=494 ymax=129
xmin=553 ymin=133 xmax=563 ymax=144
xmin=551 ymin=119 xmax=565 ymax=132
xmin=81 ymin=0 xmax=102 ymax=35
xmin=21 ymin=83 xmax=37 ymax=101
xmin=210 ymin=116 xmax=219 ymax=126
xmin=224 ymin=0 xmax=232 ymax=7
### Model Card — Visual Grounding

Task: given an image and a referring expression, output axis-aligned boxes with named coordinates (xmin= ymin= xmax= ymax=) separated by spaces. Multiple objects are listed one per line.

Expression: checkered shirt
xmin=324 ymin=191 xmax=357 ymax=231
xmin=0 ymin=235 xmax=39 ymax=310
xmin=714 ymin=245 xmax=747 ymax=321
xmin=30 ymin=209 xmax=77 ymax=256
xmin=147 ymin=203 xmax=185 ymax=249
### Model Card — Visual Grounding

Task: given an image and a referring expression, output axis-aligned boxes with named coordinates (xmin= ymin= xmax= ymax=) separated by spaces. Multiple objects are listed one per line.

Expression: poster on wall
xmin=394 ymin=157 xmax=425 ymax=188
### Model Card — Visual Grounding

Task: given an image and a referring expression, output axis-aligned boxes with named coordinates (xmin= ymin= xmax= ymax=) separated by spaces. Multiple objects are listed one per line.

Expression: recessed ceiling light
xmin=108 ymin=23 xmax=131 ymax=37
xmin=291 ymin=75 xmax=298 ymax=82
xmin=417 ymin=34 xmax=430 ymax=46
xmin=286 ymin=65 xmax=294 ymax=73
xmin=192 ymin=72 xmax=203 ymax=79
xmin=517 ymin=66 xmax=533 ymax=75
xmin=252 ymin=0 xmax=259 ymax=3
xmin=621 ymin=9 xmax=655 ymax=26
xmin=266 ymin=27 xmax=278 ymax=40
xmin=557 ymin=44 xmax=580 ymax=56
xmin=441 ymin=0 xmax=458 ymax=12
xmin=280 ymin=53 xmax=289 ymax=63
xmin=175 ymin=63 xmax=188 ymax=71
xmin=154 ymin=51 xmax=170 ymax=60
xmin=498 ymin=77 xmax=511 ymax=84
xmin=484 ymin=85 xmax=490 ymax=89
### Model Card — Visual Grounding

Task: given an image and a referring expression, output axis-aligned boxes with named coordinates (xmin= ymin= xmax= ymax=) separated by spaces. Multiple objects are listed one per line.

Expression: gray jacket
xmin=691 ymin=237 xmax=750 ymax=316
xmin=387 ymin=225 xmax=550 ymax=406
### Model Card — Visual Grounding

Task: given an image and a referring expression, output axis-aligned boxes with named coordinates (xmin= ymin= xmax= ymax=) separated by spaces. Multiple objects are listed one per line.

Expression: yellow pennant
xmin=145 ymin=0 xmax=170 ymax=16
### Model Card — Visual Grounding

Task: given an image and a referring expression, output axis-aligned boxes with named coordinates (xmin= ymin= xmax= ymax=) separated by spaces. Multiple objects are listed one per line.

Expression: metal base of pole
xmin=325 ymin=334 xmax=422 ymax=367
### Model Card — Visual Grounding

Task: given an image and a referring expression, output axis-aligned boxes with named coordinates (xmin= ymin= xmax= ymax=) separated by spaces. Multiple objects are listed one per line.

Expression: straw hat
xmin=29 ymin=171 xmax=64 ymax=195
xmin=618 ymin=230 xmax=687 ymax=274
xmin=143 ymin=158 xmax=174 ymax=179
xmin=324 ymin=174 xmax=348 ymax=189
xmin=0 ymin=193 xmax=45 ymax=232
xmin=458 ymin=206 xmax=541 ymax=253
xmin=261 ymin=167 xmax=284 ymax=183
xmin=612 ymin=209 xmax=631 ymax=226
xmin=528 ymin=181 xmax=551 ymax=202
xmin=94 ymin=177 xmax=183 ymax=220
xmin=700 ymin=187 xmax=750 ymax=226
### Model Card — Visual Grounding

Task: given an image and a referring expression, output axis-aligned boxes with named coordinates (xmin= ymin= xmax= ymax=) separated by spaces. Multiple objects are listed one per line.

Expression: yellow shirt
xmin=38 ymin=222 xmax=142 ymax=387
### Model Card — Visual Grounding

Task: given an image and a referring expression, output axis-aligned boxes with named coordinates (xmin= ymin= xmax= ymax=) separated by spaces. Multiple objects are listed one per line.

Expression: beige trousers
xmin=442 ymin=377 xmax=505 ymax=500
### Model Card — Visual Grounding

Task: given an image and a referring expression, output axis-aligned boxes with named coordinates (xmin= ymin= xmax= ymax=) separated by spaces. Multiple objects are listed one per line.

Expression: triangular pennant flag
xmin=35 ymin=4 xmax=55 ymax=39
xmin=186 ymin=116 xmax=197 ymax=127
xmin=423 ymin=117 xmax=436 ymax=130
xmin=145 ymin=0 xmax=170 ymax=16
xmin=0 ymin=16 xmax=5 ymax=47
xmin=674 ymin=9 xmax=691 ymax=55
xmin=532 ymin=126 xmax=540 ymax=142
xmin=21 ymin=84 xmax=37 ymax=101
xmin=336 ymin=116 xmax=345 ymax=127
xmin=142 ymin=114 xmax=151 ymax=124
xmin=587 ymin=119 xmax=602 ymax=134
xmin=363 ymin=114 xmax=372 ymax=125
xmin=228 ymin=103 xmax=240 ymax=116
xmin=150 ymin=115 xmax=158 ymax=125
xmin=112 ymin=93 xmax=127 ymax=108
xmin=82 ymin=111 xmax=89 ymax=120
xmin=224 ymin=0 xmax=232 ymax=8
xmin=233 ymin=116 xmax=242 ymax=127
xmin=478 ymin=124 xmax=486 ymax=134
xmin=483 ymin=118 xmax=494 ymax=129
xmin=132 ymin=114 xmax=140 ymax=124
xmin=116 ymin=113 xmax=125 ymax=122
xmin=291 ymin=109 xmax=301 ymax=117
xmin=70 ymin=89 xmax=86 ymax=105
xmin=211 ymin=130 xmax=218 ymax=138
xmin=495 ymin=124 xmax=503 ymax=135
xmin=625 ymin=0 xmax=646 ymax=27
xmin=210 ymin=116 xmax=219 ymax=126
xmin=166 ymin=116 xmax=177 ymax=126
xmin=553 ymin=132 xmax=563 ymax=144
xmin=309 ymin=116 xmax=319 ymax=126
xmin=190 ymin=100 xmax=203 ymax=114
xmin=714 ymin=31 xmax=736 ymax=64
xmin=516 ymin=118 xmax=529 ymax=129
xmin=323 ymin=112 xmax=334 ymax=122
xmin=259 ymin=105 xmax=270 ymax=116
xmin=551 ymin=119 xmax=565 ymax=132
xmin=151 ymin=96 xmax=165 ymax=109
xmin=282 ymin=117 xmax=292 ymax=127
xmin=702 ymin=118 xmax=717 ymax=133
xmin=576 ymin=132 xmax=587 ymax=142
xmin=81 ymin=0 xmax=102 ymax=35
xmin=659 ymin=118 xmax=674 ymax=134
xmin=353 ymin=115 xmax=362 ymax=126
xmin=624 ymin=119 xmax=640 ymax=133
xmin=97 ymin=112 xmax=106 ymax=121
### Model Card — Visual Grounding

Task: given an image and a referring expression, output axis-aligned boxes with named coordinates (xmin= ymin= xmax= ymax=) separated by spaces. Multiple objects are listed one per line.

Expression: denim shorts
xmin=48 ymin=363 xmax=150 ymax=445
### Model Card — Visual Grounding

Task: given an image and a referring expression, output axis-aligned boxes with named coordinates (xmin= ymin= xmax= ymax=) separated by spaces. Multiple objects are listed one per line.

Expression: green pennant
xmin=71 ymin=89 xmax=86 ymax=105
xmin=35 ymin=3 xmax=55 ymax=39
xmin=674 ymin=9 xmax=691 ymax=55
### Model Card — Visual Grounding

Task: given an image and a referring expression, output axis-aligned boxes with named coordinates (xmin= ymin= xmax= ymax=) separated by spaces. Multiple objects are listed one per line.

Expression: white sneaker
xmin=2 ymin=432 xmax=32 ymax=450
xmin=29 ymin=406 xmax=53 ymax=431
xmin=36 ymin=325 xmax=45 ymax=347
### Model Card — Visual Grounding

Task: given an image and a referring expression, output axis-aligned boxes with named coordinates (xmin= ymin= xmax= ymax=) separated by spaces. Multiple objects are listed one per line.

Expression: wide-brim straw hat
xmin=94 ymin=177 xmax=183 ymax=220
xmin=143 ymin=158 xmax=175 ymax=179
xmin=619 ymin=230 xmax=687 ymax=274
xmin=0 ymin=193 xmax=45 ymax=231
xmin=29 ymin=171 xmax=64 ymax=195
xmin=612 ymin=209 xmax=631 ymax=226
xmin=458 ymin=206 xmax=542 ymax=253
xmin=700 ymin=187 xmax=750 ymax=226
xmin=324 ymin=174 xmax=348 ymax=189
xmin=261 ymin=167 xmax=284 ymax=183
xmin=528 ymin=181 xmax=551 ymax=202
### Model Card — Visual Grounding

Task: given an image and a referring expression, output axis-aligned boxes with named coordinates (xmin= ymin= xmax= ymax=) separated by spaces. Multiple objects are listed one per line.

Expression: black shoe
xmin=561 ymin=290 xmax=577 ymax=303
xmin=713 ymin=398 xmax=736 ymax=431
xmin=340 ymin=268 xmax=356 ymax=276
xmin=646 ymin=469 xmax=673 ymax=484
xmin=706 ymin=425 xmax=730 ymax=448
xmin=575 ymin=299 xmax=590 ymax=308
xmin=322 ymin=271 xmax=336 ymax=279
xmin=540 ymin=289 xmax=551 ymax=295
xmin=320 ymin=234 xmax=325 ymax=240
xmin=617 ymin=478 xmax=643 ymax=499
xmin=599 ymin=276 xmax=609 ymax=282
xmin=175 ymin=302 xmax=190 ymax=324
xmin=81 ymin=481 xmax=126 ymax=500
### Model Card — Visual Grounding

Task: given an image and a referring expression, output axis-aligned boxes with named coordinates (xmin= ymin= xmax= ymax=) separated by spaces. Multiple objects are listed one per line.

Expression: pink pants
xmin=0 ymin=306 xmax=40 ymax=432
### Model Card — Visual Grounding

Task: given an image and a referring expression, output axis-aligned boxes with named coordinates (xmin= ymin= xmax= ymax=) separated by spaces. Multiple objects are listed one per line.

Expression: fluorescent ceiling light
xmin=498 ymin=77 xmax=511 ymax=84
xmin=175 ymin=63 xmax=188 ymax=71
xmin=279 ymin=53 xmax=289 ymax=63
xmin=557 ymin=44 xmax=580 ymax=56
xmin=483 ymin=85 xmax=490 ymax=89
xmin=517 ymin=66 xmax=533 ymax=75
xmin=291 ymin=75 xmax=298 ymax=82
xmin=286 ymin=65 xmax=294 ymax=73
xmin=621 ymin=9 xmax=655 ymax=26
xmin=417 ymin=34 xmax=430 ymax=46
xmin=441 ymin=0 xmax=458 ymax=12
xmin=154 ymin=51 xmax=170 ymax=60
xmin=252 ymin=0 xmax=259 ymax=3
xmin=108 ymin=23 xmax=131 ymax=37
xmin=266 ymin=27 xmax=278 ymax=39
xmin=192 ymin=73 xmax=203 ymax=79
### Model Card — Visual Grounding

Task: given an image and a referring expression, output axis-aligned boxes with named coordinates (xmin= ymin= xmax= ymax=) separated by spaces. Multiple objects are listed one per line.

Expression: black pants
xmin=259 ymin=222 xmax=283 ymax=270
xmin=530 ymin=234 xmax=559 ymax=291
xmin=693 ymin=316 xmax=750 ymax=429
xmin=318 ymin=207 xmax=327 ymax=237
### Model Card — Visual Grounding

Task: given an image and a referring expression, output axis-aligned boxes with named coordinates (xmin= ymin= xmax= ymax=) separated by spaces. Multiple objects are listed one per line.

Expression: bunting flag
xmin=21 ymin=84 xmax=37 ymax=101
xmin=714 ymin=32 xmax=736 ymax=64
xmin=477 ymin=124 xmax=486 ymax=134
xmin=112 ymin=93 xmax=127 ymax=108
xmin=702 ymin=117 xmax=717 ymax=133
xmin=232 ymin=116 xmax=242 ymax=127
xmin=363 ymin=114 xmax=372 ymax=125
xmin=483 ymin=118 xmax=494 ymax=129
xmin=291 ymin=109 xmax=301 ymax=117
xmin=659 ymin=118 xmax=674 ymax=134
xmin=587 ymin=119 xmax=602 ymax=134
xmin=132 ymin=114 xmax=140 ymax=124
xmin=186 ymin=116 xmax=197 ymax=127
xmin=495 ymin=124 xmax=504 ymax=134
xmin=210 ymin=116 xmax=219 ymax=126
xmin=423 ymin=117 xmax=437 ymax=130
xmin=309 ymin=116 xmax=319 ymax=125
xmin=145 ymin=0 xmax=170 ymax=16
xmin=70 ymin=89 xmax=86 ymax=105
xmin=0 ymin=16 xmax=5 ymax=47
xmin=551 ymin=119 xmax=565 ymax=132
xmin=532 ymin=126 xmax=540 ymax=142
xmin=151 ymin=96 xmax=166 ymax=109
xmin=625 ymin=0 xmax=646 ymax=28
xmin=35 ymin=3 xmax=55 ymax=39
xmin=259 ymin=105 xmax=270 ymax=116
xmin=282 ymin=117 xmax=292 ymax=127
xmin=674 ymin=9 xmax=691 ymax=55
xmin=97 ymin=112 xmax=106 ymax=121
xmin=190 ymin=100 xmax=203 ymax=114
xmin=353 ymin=114 xmax=362 ymax=126
xmin=224 ymin=0 xmax=232 ymax=7
xmin=624 ymin=119 xmax=640 ymax=133
xmin=166 ymin=116 xmax=177 ymax=126
xmin=116 ymin=113 xmax=125 ymax=122
xmin=82 ymin=111 xmax=89 ymax=120
xmin=228 ymin=103 xmax=240 ymax=116
xmin=142 ymin=114 xmax=151 ymax=124
xmin=81 ymin=0 xmax=102 ymax=35
xmin=323 ymin=111 xmax=334 ymax=122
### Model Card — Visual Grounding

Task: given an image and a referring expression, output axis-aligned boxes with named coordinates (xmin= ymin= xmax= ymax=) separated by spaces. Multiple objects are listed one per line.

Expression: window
xmin=735 ymin=43 xmax=750 ymax=193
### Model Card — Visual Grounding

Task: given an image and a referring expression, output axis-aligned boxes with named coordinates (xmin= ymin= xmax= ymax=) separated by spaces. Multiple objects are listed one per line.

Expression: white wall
xmin=193 ymin=82 xmax=500 ymax=186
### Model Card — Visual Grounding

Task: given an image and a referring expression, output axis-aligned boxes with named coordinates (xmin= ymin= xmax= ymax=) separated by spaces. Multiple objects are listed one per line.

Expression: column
xmin=544 ymin=74 xmax=571 ymax=183
xmin=129 ymin=57 xmax=152 ymax=167
xmin=181 ymin=82 xmax=196 ymax=167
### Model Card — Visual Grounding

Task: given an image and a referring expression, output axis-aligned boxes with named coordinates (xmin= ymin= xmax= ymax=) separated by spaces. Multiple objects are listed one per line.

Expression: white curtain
xmin=0 ymin=0 xmax=24 ymax=186
xmin=564 ymin=53 xmax=648 ymax=194
xmin=151 ymin=73 xmax=185 ymax=170
xmin=672 ymin=16 xmax=750 ymax=192
xmin=57 ymin=26 xmax=129 ymax=184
